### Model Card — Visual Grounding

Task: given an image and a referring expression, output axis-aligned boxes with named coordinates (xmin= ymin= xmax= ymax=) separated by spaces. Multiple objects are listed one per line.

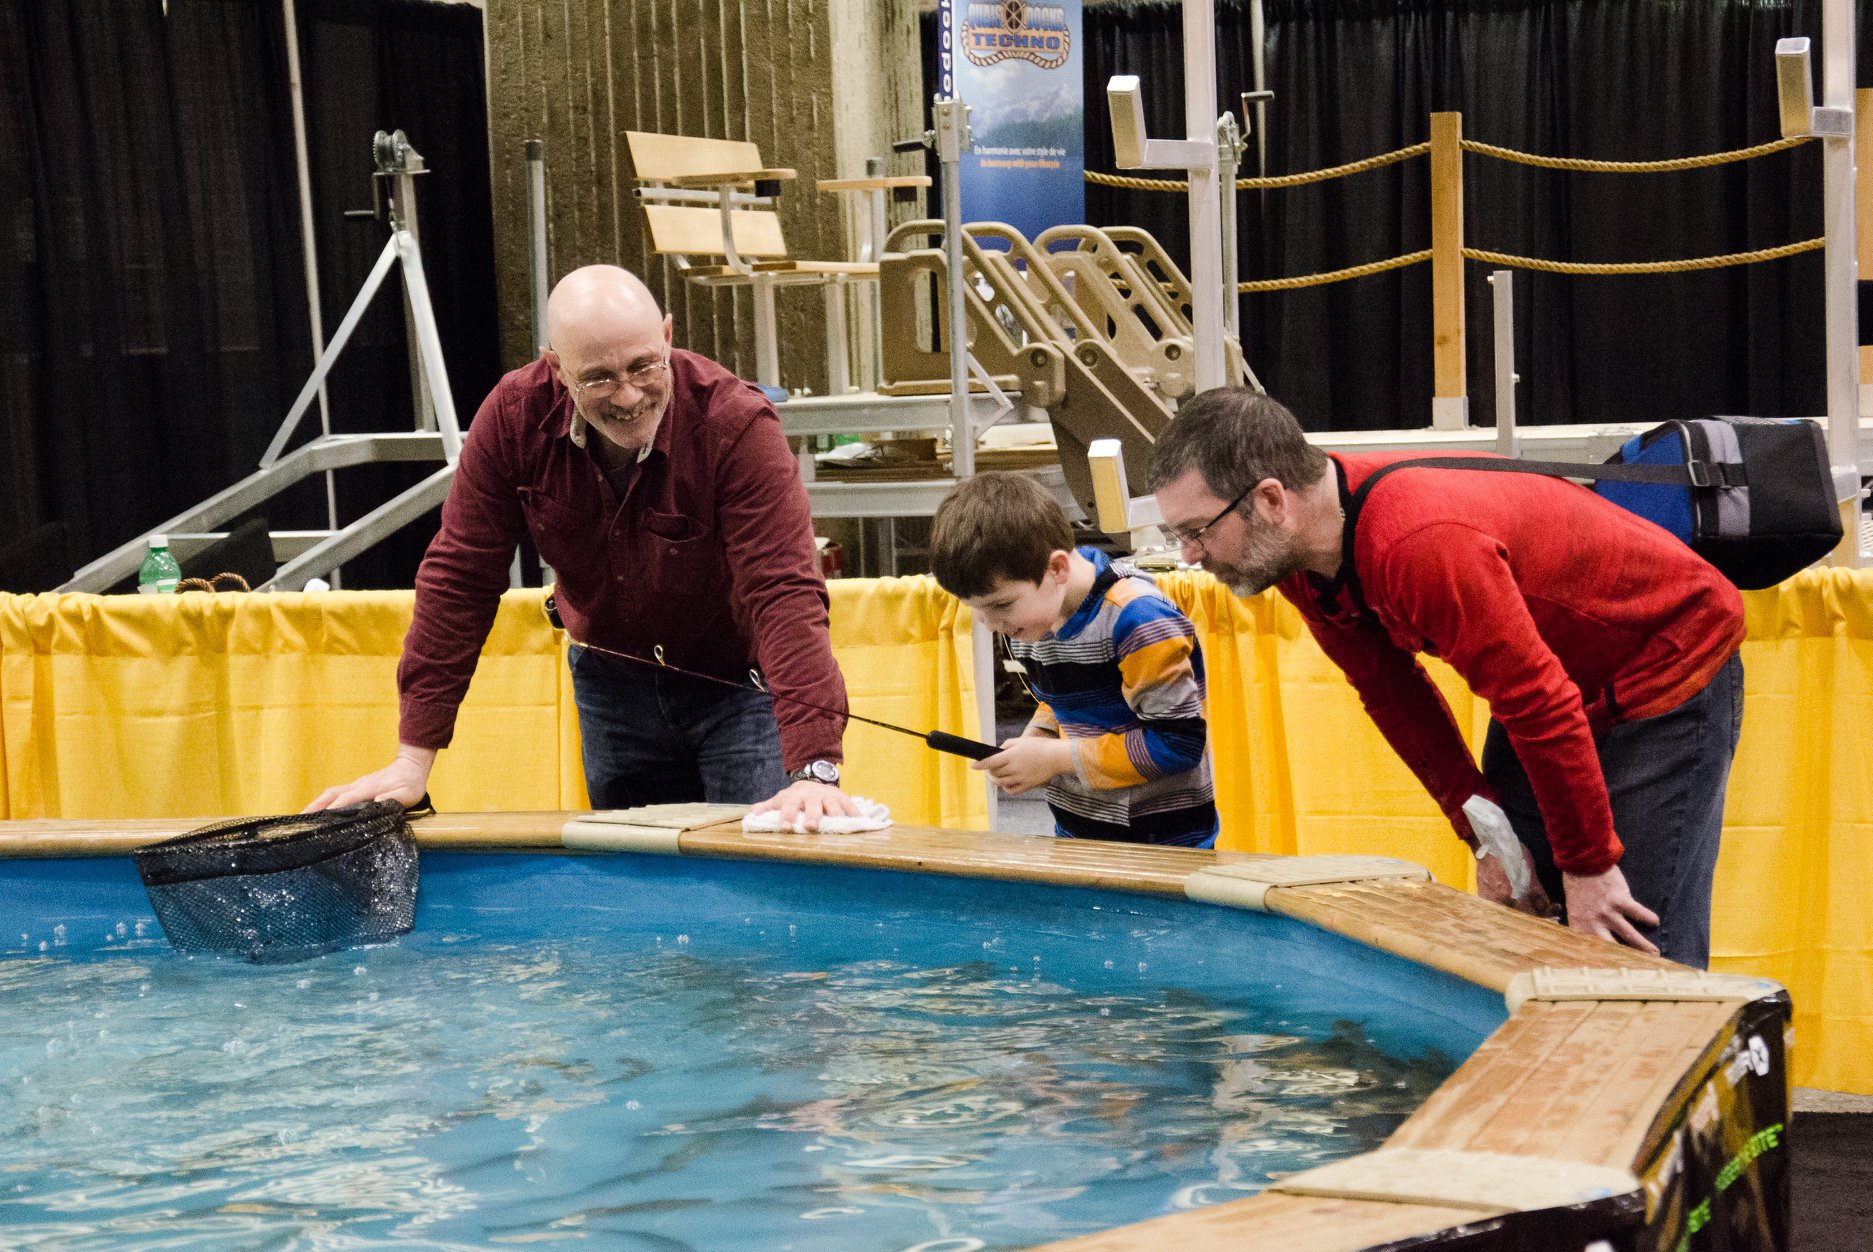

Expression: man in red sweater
xmin=1149 ymin=389 xmax=1745 ymax=967
xmin=310 ymin=266 xmax=859 ymax=829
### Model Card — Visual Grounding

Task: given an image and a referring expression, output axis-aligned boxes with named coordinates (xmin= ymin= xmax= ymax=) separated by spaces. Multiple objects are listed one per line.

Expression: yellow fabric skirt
xmin=3 ymin=569 xmax=1869 ymax=1092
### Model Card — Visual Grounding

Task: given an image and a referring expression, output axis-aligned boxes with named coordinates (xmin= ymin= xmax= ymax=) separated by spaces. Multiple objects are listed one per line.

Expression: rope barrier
xmin=1237 ymin=250 xmax=1431 ymax=292
xmin=1084 ymin=170 xmax=1189 ymax=192
xmin=1085 ymin=141 xmax=1431 ymax=193
xmin=1085 ymin=134 xmax=1809 ymax=195
xmin=1461 ymin=238 xmax=1824 ymax=275
xmin=1237 ymin=142 xmax=1430 ymax=189
xmin=1085 ymin=124 xmax=1824 ymax=288
xmin=1235 ymin=238 xmax=1821 ymax=293
xmin=1460 ymin=134 xmax=1812 ymax=173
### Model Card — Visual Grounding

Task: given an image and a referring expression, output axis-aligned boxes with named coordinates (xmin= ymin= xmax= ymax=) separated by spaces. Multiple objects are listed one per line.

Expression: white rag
xmin=1463 ymin=795 xmax=1532 ymax=899
xmin=741 ymin=796 xmax=893 ymax=835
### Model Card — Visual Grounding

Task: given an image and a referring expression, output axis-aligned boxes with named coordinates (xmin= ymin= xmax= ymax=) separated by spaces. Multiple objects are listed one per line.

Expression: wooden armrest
xmin=753 ymin=260 xmax=878 ymax=276
xmin=760 ymin=256 xmax=876 ymax=273
xmin=662 ymin=168 xmax=797 ymax=189
xmin=815 ymin=176 xmax=934 ymax=193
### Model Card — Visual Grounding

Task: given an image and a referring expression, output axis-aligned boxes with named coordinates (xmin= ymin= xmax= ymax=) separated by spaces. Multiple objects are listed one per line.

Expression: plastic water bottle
xmin=137 ymin=536 xmax=180 ymax=595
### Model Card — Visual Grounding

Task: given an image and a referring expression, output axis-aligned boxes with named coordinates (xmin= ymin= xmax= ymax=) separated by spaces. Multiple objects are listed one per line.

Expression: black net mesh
xmin=132 ymin=803 xmax=419 ymax=963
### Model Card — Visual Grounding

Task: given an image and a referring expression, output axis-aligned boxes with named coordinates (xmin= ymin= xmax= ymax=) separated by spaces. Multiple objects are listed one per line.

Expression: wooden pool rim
xmin=1 ymin=807 xmax=1789 ymax=1251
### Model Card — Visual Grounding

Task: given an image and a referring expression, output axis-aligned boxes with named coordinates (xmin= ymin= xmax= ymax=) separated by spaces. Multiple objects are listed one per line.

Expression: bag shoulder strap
xmin=1346 ymin=453 xmax=1748 ymax=490
xmin=1318 ymin=448 xmax=1747 ymax=612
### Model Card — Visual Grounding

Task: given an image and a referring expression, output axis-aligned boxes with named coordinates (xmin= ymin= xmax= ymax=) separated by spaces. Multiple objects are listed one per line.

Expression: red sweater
xmin=397 ymin=351 xmax=846 ymax=770
xmin=1280 ymin=452 xmax=1744 ymax=875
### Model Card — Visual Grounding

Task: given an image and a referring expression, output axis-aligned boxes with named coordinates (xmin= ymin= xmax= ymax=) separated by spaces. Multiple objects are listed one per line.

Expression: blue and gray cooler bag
xmin=1339 ymin=416 xmax=1844 ymax=595
xmin=1595 ymin=417 xmax=1842 ymax=590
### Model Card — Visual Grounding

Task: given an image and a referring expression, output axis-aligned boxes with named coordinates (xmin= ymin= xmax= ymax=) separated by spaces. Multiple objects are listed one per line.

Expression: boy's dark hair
xmin=929 ymin=471 xmax=1074 ymax=600
xmin=1146 ymin=387 xmax=1330 ymax=499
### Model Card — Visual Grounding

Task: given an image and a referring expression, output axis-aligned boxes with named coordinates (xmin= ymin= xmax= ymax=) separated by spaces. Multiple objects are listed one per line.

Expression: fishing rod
xmin=543 ymin=596 xmax=1001 ymax=761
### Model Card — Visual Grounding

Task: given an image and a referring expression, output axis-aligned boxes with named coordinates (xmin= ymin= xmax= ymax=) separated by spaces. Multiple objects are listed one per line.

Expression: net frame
xmin=132 ymin=802 xmax=419 ymax=963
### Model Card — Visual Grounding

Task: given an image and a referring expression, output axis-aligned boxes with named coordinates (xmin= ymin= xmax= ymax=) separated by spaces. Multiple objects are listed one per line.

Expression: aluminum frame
xmin=61 ymin=131 xmax=463 ymax=594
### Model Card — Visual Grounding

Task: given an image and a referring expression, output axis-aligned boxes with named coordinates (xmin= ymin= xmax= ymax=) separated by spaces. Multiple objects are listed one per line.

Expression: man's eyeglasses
xmin=566 ymin=357 xmax=669 ymax=400
xmin=1166 ymin=484 xmax=1253 ymax=550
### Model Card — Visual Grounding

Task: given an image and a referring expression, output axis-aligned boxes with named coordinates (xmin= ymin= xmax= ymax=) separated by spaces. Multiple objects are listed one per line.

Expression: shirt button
xmin=614 ymin=575 xmax=624 ymax=583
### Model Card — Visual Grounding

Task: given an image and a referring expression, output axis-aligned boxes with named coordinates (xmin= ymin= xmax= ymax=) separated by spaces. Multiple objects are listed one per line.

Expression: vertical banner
xmin=940 ymin=1 xmax=1084 ymax=240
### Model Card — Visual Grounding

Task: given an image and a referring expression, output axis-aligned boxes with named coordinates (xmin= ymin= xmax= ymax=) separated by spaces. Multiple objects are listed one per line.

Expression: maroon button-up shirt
xmin=397 ymin=350 xmax=846 ymax=771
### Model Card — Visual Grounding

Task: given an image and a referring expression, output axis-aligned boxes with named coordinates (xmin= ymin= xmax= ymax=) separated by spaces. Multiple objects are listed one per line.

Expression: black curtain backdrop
xmin=294 ymin=0 xmax=500 ymax=586
xmin=926 ymin=0 xmax=1871 ymax=433
xmin=0 ymin=0 xmax=497 ymax=586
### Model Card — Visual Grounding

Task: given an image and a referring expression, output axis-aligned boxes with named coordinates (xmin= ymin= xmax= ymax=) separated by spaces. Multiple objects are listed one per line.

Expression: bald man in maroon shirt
xmin=310 ymin=266 xmax=860 ymax=830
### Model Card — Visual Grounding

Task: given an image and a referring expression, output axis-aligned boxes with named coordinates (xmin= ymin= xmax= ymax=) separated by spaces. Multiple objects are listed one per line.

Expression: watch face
xmin=801 ymin=760 xmax=839 ymax=784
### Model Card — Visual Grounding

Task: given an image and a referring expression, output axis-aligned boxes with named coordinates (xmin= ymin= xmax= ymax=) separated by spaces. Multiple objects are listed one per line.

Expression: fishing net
xmin=132 ymin=802 xmax=419 ymax=963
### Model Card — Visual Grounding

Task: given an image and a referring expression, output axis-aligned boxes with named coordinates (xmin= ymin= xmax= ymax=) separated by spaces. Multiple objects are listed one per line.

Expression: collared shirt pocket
xmin=517 ymin=487 xmax=588 ymax=572
xmin=639 ymin=510 xmax=729 ymax=606
xmin=642 ymin=510 xmax=707 ymax=549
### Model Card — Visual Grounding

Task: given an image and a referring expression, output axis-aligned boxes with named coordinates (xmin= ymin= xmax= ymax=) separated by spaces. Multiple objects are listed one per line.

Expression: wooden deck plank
xmin=1386 ymin=1001 xmax=1601 ymax=1153
xmin=1266 ymin=878 xmax=1678 ymax=992
xmin=1039 ymin=1190 xmax=1488 ymax=1250
xmin=0 ymin=812 xmax=572 ymax=855
xmin=1391 ymin=998 xmax=1743 ymax=1171
xmin=1461 ymin=1001 xmax=1647 ymax=1163
xmin=1545 ymin=1001 xmax=1741 ymax=1167
xmin=674 ymin=820 xmax=1266 ymax=895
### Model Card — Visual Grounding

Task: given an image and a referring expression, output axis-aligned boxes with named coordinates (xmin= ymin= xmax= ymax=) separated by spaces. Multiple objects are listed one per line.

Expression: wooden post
xmin=1430 ymin=112 xmax=1467 ymax=430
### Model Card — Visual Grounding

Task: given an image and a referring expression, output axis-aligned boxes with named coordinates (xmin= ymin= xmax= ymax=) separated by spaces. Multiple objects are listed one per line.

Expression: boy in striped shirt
xmin=930 ymin=473 xmax=1219 ymax=848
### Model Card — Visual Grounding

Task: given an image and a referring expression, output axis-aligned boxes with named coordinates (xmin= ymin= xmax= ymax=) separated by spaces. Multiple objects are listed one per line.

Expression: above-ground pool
xmin=0 ymin=811 xmax=1792 ymax=1251
xmin=2 ymin=850 xmax=1498 ymax=1250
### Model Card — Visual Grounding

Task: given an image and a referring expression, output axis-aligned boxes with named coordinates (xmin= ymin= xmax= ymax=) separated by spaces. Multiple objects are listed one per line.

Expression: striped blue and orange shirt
xmin=1008 ymin=548 xmax=1218 ymax=847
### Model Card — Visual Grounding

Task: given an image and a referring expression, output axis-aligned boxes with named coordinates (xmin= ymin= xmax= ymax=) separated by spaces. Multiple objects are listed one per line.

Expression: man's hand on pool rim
xmin=748 ymin=779 xmax=861 ymax=831
xmin=304 ymin=746 xmax=436 ymax=814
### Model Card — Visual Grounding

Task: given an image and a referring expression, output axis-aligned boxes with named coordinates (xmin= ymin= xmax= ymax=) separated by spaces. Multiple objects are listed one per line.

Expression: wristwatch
xmin=788 ymin=760 xmax=841 ymax=786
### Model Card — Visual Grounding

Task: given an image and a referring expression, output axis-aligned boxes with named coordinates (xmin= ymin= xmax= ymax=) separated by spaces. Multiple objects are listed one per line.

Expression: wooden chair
xmin=626 ymin=131 xmax=891 ymax=392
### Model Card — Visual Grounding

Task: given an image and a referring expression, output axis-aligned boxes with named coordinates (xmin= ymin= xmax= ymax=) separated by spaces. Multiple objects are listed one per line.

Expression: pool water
xmin=0 ymin=853 xmax=1503 ymax=1250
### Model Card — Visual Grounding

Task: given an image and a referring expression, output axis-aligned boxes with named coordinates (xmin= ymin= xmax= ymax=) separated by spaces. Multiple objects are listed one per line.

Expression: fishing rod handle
xmin=925 ymin=730 xmax=1002 ymax=761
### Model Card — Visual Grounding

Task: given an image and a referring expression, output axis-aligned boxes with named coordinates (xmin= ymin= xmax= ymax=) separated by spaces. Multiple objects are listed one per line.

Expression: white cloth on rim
xmin=741 ymin=796 xmax=893 ymax=835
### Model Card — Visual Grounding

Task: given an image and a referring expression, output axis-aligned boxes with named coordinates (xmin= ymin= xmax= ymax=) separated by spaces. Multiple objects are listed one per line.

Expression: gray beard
xmin=1225 ymin=573 xmax=1277 ymax=598
xmin=1208 ymin=541 xmax=1303 ymax=600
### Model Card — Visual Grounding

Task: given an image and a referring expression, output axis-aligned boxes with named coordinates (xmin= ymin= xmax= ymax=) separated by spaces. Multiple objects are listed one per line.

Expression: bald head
xmin=542 ymin=265 xmax=675 ymax=453
xmin=545 ymin=265 xmax=663 ymax=357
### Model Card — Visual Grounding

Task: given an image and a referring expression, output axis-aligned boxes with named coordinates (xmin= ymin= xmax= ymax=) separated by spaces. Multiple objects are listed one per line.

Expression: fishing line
xmin=543 ymin=596 xmax=1000 ymax=761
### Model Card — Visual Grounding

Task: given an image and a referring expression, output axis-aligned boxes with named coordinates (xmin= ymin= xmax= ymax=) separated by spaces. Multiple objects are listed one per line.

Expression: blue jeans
xmin=567 ymin=645 xmax=787 ymax=809
xmin=1481 ymin=652 xmax=1744 ymax=969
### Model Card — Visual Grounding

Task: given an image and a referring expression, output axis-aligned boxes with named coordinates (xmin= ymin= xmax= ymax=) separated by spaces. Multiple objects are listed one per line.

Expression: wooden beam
xmin=1430 ymin=111 xmax=1467 ymax=429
